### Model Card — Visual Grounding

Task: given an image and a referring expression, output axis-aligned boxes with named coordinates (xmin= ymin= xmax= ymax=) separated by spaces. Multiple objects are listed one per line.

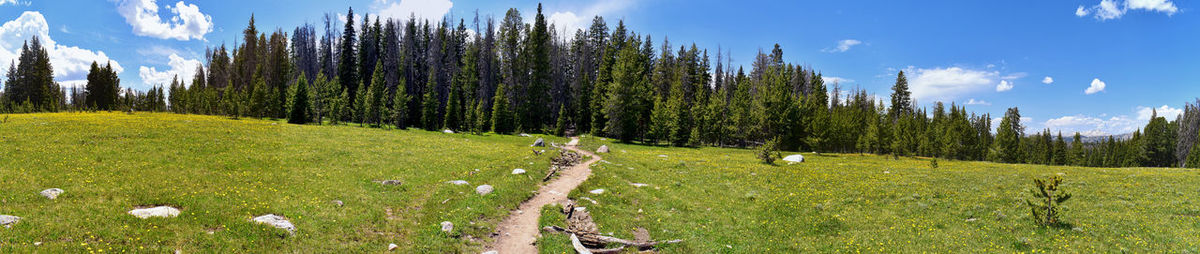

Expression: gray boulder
xmin=511 ymin=168 xmax=526 ymax=175
xmin=40 ymin=188 xmax=63 ymax=199
xmin=475 ymin=185 xmax=494 ymax=195
xmin=446 ymin=180 xmax=469 ymax=185
xmin=252 ymin=214 xmax=296 ymax=235
xmin=128 ymin=206 xmax=181 ymax=219
xmin=532 ymin=138 xmax=545 ymax=147
xmin=783 ymin=154 xmax=805 ymax=163
xmin=596 ymin=145 xmax=609 ymax=153
xmin=379 ymin=180 xmax=402 ymax=186
xmin=0 ymin=215 xmax=20 ymax=228
xmin=441 ymin=221 xmax=454 ymax=232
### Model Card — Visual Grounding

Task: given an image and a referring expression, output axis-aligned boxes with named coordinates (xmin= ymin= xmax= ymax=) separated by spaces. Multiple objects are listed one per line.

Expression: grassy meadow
xmin=2 ymin=112 xmax=1199 ymax=253
xmin=0 ymin=112 xmax=566 ymax=253
xmin=537 ymin=136 xmax=1200 ymax=253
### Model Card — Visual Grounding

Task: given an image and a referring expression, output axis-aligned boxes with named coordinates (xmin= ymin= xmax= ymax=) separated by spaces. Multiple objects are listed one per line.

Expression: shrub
xmin=1026 ymin=175 xmax=1071 ymax=226
xmin=930 ymin=158 xmax=939 ymax=168
xmin=758 ymin=137 xmax=781 ymax=165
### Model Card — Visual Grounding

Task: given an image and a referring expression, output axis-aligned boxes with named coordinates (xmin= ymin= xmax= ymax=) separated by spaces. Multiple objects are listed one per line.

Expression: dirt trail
xmin=489 ymin=137 xmax=599 ymax=253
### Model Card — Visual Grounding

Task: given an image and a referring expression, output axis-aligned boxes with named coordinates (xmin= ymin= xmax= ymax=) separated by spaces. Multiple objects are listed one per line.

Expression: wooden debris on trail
xmin=544 ymin=149 xmax=582 ymax=182
xmin=543 ymin=201 xmax=683 ymax=253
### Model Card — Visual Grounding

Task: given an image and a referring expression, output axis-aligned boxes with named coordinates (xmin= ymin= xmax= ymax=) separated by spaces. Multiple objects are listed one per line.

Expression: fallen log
xmin=546 ymin=225 xmax=683 ymax=251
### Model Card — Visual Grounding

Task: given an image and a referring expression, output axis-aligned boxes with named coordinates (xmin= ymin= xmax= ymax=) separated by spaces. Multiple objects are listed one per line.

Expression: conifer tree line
xmin=5 ymin=4 xmax=1200 ymax=168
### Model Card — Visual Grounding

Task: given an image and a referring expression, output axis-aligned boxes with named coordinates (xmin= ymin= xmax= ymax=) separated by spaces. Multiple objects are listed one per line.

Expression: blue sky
xmin=0 ymin=0 xmax=1196 ymax=136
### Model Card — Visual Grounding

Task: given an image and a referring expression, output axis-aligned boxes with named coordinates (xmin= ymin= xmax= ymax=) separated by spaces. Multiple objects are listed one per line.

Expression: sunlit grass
xmin=0 ymin=112 xmax=564 ymax=252
xmin=539 ymin=136 xmax=1200 ymax=253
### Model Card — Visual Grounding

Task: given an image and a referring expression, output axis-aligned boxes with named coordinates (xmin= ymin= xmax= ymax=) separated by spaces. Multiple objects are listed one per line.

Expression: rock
xmin=965 ymin=218 xmax=978 ymax=222
xmin=379 ymin=180 xmax=402 ymax=186
xmin=0 ymin=215 xmax=20 ymax=228
xmin=40 ymin=188 xmax=64 ymax=199
xmin=388 ymin=243 xmax=399 ymax=251
xmin=128 ymin=206 xmax=181 ymax=219
xmin=443 ymin=129 xmax=455 ymax=134
xmin=1072 ymin=227 xmax=1084 ymax=232
xmin=251 ymin=214 xmax=296 ymax=235
xmin=447 ymin=180 xmax=469 ymax=185
xmin=658 ymin=154 xmax=668 ymax=158
xmin=33 ymin=242 xmax=41 ymax=246
xmin=589 ymin=189 xmax=605 ymax=194
xmin=532 ymin=138 xmax=545 ymax=147
xmin=475 ymin=185 xmax=494 ymax=195
xmin=519 ymin=133 xmax=532 ymax=137
xmin=332 ymin=200 xmax=344 ymax=207
xmin=783 ymin=154 xmax=805 ymax=163
xmin=596 ymin=145 xmax=609 ymax=153
xmin=441 ymin=221 xmax=454 ymax=232
xmin=482 ymin=251 xmax=498 ymax=254
xmin=630 ymin=183 xmax=648 ymax=188
xmin=511 ymin=168 xmax=526 ymax=174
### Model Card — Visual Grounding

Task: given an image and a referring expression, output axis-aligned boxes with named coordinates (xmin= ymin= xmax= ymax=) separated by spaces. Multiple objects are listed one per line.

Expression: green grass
xmin=538 ymin=136 xmax=1200 ymax=253
xmin=0 ymin=112 xmax=564 ymax=253
xmin=4 ymin=113 xmax=1200 ymax=253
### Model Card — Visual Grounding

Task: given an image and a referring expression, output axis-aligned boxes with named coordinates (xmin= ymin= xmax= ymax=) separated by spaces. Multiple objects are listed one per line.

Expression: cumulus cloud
xmin=995 ymin=80 xmax=1014 ymax=92
xmin=371 ymin=0 xmax=453 ymax=22
xmin=114 ymin=0 xmax=213 ymax=41
xmin=1137 ymin=105 xmax=1182 ymax=120
xmin=0 ymin=11 xmax=123 ymax=88
xmin=1085 ymin=78 xmax=1106 ymax=94
xmin=1077 ymin=0 xmax=1178 ymax=20
xmin=823 ymin=39 xmax=862 ymax=53
xmin=965 ymin=98 xmax=991 ymax=106
xmin=138 ymin=53 xmax=200 ymax=88
xmin=904 ymin=66 xmax=1020 ymax=103
xmin=821 ymin=76 xmax=853 ymax=84
xmin=542 ymin=0 xmax=635 ymax=34
xmin=1043 ymin=104 xmax=1182 ymax=136
xmin=1042 ymin=76 xmax=1053 ymax=84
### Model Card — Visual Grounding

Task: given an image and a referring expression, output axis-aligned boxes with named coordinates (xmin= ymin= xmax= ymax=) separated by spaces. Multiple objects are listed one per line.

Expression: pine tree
xmin=338 ymin=7 xmax=360 ymax=110
xmin=443 ymin=78 xmax=462 ymax=131
xmin=421 ymin=71 xmax=440 ymax=130
xmin=994 ymin=107 xmax=1024 ymax=163
xmin=491 ymin=82 xmax=514 ymax=134
xmin=354 ymin=83 xmax=367 ymax=126
xmin=391 ymin=76 xmax=409 ymax=129
xmin=288 ymin=74 xmax=311 ymax=124
xmin=366 ymin=61 xmax=387 ymax=127
xmin=554 ymin=104 xmax=568 ymax=136
xmin=603 ymin=37 xmax=649 ymax=143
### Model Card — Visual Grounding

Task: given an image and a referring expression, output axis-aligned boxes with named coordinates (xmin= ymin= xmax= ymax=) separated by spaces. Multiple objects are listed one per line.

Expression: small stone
xmin=388 ymin=243 xmax=399 ymax=251
xmin=532 ymin=138 xmax=545 ymax=147
xmin=251 ymin=214 xmax=296 ymax=235
xmin=965 ymin=218 xmax=978 ymax=222
xmin=1072 ymin=227 xmax=1084 ymax=232
xmin=476 ymin=185 xmax=494 ymax=195
xmin=783 ymin=154 xmax=805 ymax=163
xmin=511 ymin=168 xmax=526 ymax=174
xmin=441 ymin=221 xmax=454 ymax=232
xmin=443 ymin=129 xmax=455 ymax=134
xmin=630 ymin=183 xmax=648 ymax=188
xmin=128 ymin=206 xmax=181 ymax=219
xmin=519 ymin=133 xmax=531 ymax=137
xmin=658 ymin=154 xmax=668 ymax=158
xmin=0 ymin=215 xmax=20 ymax=228
xmin=380 ymin=180 xmax=402 ymax=186
xmin=40 ymin=188 xmax=64 ymax=199
xmin=596 ymin=145 xmax=609 ymax=153
xmin=482 ymin=251 xmax=498 ymax=254
xmin=447 ymin=180 xmax=469 ymax=185
xmin=589 ymin=189 xmax=605 ymax=194
xmin=34 ymin=242 xmax=41 ymax=246
xmin=332 ymin=200 xmax=344 ymax=207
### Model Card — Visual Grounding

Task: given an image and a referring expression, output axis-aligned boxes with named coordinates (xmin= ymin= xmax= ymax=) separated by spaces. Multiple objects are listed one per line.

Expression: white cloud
xmin=0 ymin=0 xmax=29 ymax=6
xmin=965 ymin=98 xmax=991 ymax=106
xmin=1137 ymin=105 xmax=1182 ymax=121
xmin=821 ymin=76 xmax=853 ymax=84
xmin=0 ymin=11 xmax=123 ymax=88
xmin=1085 ymin=78 xmax=1106 ymax=94
xmin=1042 ymin=76 xmax=1054 ymax=84
xmin=371 ymin=0 xmax=453 ymax=22
xmin=823 ymin=39 xmax=862 ymax=53
xmin=114 ymin=0 xmax=212 ymax=41
xmin=1077 ymin=0 xmax=1178 ymax=20
xmin=1043 ymin=104 xmax=1181 ymax=136
xmin=543 ymin=0 xmax=636 ymax=34
xmin=995 ymin=80 xmax=1014 ymax=92
xmin=138 ymin=53 xmax=200 ymax=88
xmin=905 ymin=66 xmax=1016 ymax=103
